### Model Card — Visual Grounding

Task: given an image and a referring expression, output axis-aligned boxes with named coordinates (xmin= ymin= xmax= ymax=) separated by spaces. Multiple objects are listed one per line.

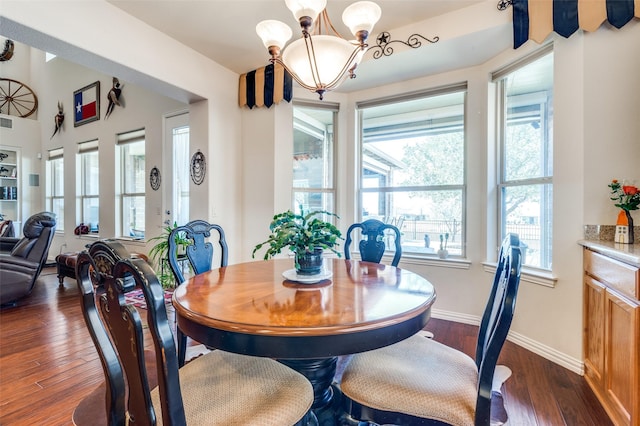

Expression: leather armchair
xmin=0 ymin=212 xmax=57 ymax=306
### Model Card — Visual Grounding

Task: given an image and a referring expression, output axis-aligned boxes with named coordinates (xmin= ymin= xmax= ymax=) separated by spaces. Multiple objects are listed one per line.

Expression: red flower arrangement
xmin=609 ymin=179 xmax=640 ymax=212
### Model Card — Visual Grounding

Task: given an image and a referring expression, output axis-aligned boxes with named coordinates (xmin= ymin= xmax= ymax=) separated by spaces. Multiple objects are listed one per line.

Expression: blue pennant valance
xmin=239 ymin=63 xmax=292 ymax=109
xmin=512 ymin=0 xmax=639 ymax=48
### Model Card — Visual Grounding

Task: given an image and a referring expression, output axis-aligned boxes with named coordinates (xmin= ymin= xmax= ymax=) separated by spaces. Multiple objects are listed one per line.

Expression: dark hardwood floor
xmin=0 ymin=267 xmax=612 ymax=425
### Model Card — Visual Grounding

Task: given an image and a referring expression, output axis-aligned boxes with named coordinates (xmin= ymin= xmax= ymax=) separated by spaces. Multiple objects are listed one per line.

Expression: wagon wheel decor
xmin=0 ymin=78 xmax=39 ymax=118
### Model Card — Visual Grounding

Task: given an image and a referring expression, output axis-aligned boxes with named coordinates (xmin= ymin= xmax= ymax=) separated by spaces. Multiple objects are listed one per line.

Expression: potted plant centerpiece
xmin=252 ymin=207 xmax=342 ymax=275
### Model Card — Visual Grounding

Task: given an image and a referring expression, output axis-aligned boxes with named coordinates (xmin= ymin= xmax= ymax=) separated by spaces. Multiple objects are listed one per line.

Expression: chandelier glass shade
xmin=256 ymin=0 xmax=381 ymax=99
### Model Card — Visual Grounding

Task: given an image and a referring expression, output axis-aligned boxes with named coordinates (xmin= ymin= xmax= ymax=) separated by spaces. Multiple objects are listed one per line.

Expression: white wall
xmin=1 ymin=0 xmax=245 ymax=262
xmin=37 ymin=51 xmax=185 ymax=255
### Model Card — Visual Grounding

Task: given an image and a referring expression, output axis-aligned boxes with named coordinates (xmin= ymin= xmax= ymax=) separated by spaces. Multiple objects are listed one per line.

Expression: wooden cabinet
xmin=584 ymin=248 xmax=640 ymax=426
xmin=0 ymin=147 xmax=20 ymax=226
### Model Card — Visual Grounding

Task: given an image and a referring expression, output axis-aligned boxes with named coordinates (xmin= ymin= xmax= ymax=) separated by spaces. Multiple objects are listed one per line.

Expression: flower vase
xmin=626 ymin=210 xmax=634 ymax=244
xmin=615 ymin=210 xmax=634 ymax=244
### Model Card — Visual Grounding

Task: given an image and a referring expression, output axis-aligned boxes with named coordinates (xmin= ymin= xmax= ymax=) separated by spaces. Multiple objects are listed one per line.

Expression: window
xmin=172 ymin=123 xmax=190 ymax=227
xmin=45 ymin=148 xmax=64 ymax=231
xmin=494 ymin=46 xmax=553 ymax=270
xmin=357 ymin=85 xmax=467 ymax=257
xmin=117 ymin=129 xmax=145 ymax=239
xmin=292 ymin=102 xmax=336 ymax=217
xmin=77 ymin=140 xmax=99 ymax=234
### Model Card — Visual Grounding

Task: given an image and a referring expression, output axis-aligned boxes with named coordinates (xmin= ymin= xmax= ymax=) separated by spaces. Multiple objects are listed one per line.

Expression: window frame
xmin=45 ymin=148 xmax=64 ymax=231
xmin=493 ymin=44 xmax=554 ymax=272
xmin=77 ymin=140 xmax=99 ymax=235
xmin=355 ymin=83 xmax=468 ymax=259
xmin=117 ymin=129 xmax=146 ymax=239
xmin=291 ymin=100 xmax=338 ymax=220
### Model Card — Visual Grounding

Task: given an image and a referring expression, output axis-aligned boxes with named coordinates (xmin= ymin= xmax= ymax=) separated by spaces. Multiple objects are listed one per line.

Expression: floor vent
xmin=0 ymin=117 xmax=12 ymax=129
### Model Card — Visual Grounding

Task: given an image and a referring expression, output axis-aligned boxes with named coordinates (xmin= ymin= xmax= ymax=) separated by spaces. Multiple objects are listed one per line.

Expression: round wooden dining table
xmin=172 ymin=258 xmax=436 ymax=424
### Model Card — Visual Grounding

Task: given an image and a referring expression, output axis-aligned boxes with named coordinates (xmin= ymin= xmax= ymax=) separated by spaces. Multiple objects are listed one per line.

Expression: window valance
xmin=511 ymin=0 xmax=639 ymax=48
xmin=238 ymin=63 xmax=292 ymax=109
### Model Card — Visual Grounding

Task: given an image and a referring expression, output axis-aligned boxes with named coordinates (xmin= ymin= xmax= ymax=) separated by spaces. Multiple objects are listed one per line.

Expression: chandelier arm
xmin=304 ymin=34 xmax=324 ymax=91
xmin=270 ymin=58 xmax=318 ymax=93
xmin=322 ymin=46 xmax=367 ymax=90
xmin=320 ymin=10 xmax=344 ymax=38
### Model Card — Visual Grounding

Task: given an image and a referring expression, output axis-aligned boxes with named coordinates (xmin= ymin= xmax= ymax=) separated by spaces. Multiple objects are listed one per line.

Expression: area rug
xmin=124 ymin=288 xmax=174 ymax=310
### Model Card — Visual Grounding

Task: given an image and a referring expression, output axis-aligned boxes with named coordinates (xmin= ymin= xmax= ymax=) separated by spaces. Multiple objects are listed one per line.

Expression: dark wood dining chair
xmin=75 ymin=240 xmax=314 ymax=426
xmin=167 ymin=219 xmax=228 ymax=284
xmin=168 ymin=220 xmax=228 ymax=365
xmin=340 ymin=233 xmax=522 ymax=426
xmin=344 ymin=219 xmax=402 ymax=266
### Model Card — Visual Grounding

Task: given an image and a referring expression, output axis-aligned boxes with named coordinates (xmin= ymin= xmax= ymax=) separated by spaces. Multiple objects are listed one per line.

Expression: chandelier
xmin=256 ymin=0 xmax=381 ymax=100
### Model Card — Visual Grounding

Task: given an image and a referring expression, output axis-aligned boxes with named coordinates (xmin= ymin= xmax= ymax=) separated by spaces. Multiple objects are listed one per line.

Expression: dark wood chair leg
xmin=177 ymin=327 xmax=187 ymax=367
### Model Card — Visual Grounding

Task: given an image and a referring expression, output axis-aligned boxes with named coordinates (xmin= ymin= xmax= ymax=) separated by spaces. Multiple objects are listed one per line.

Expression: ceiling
xmin=106 ymin=0 xmax=514 ymax=94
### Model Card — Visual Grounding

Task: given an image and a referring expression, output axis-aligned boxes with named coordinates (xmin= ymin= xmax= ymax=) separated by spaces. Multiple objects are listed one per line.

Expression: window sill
xmin=482 ymin=262 xmax=557 ymax=288
xmin=76 ymin=233 xmax=100 ymax=240
xmin=399 ymin=254 xmax=472 ymax=270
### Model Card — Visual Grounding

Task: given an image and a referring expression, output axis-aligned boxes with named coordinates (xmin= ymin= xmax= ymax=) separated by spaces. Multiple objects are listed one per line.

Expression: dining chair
xmin=167 ymin=219 xmax=228 ymax=284
xmin=168 ymin=220 xmax=228 ymax=365
xmin=344 ymin=219 xmax=402 ymax=267
xmin=75 ymin=240 xmax=314 ymax=426
xmin=340 ymin=233 xmax=522 ymax=426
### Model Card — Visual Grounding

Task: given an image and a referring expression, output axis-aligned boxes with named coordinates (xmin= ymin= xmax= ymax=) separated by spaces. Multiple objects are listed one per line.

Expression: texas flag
xmin=75 ymin=87 xmax=97 ymax=122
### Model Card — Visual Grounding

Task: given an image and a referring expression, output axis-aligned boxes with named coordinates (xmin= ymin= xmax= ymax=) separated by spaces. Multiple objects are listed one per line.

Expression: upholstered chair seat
xmin=341 ymin=334 xmax=478 ymax=426
xmin=150 ymin=350 xmax=313 ymax=425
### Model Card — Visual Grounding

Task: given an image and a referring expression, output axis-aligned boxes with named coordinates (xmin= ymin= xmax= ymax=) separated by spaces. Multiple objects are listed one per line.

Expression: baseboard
xmin=431 ymin=309 xmax=584 ymax=375
xmin=432 ymin=308 xmax=481 ymax=326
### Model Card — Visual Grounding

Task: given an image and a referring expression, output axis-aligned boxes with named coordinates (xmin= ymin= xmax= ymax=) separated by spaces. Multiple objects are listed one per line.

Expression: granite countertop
xmin=578 ymin=239 xmax=640 ymax=267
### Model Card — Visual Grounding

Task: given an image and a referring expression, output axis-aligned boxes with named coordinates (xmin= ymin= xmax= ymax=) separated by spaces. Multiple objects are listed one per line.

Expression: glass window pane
xmin=293 ymin=107 xmax=334 ymax=189
xmin=122 ymin=195 xmax=145 ymax=238
xmin=503 ymin=54 xmax=553 ymax=181
xmin=292 ymin=105 xmax=335 ymax=213
xmin=82 ymin=197 xmax=99 ymax=233
xmin=293 ymin=191 xmax=335 ymax=217
xmin=362 ymin=96 xmax=464 ymax=188
xmin=502 ymin=184 xmax=553 ymax=269
xmin=83 ymin=151 xmax=99 ymax=195
xmin=52 ymin=198 xmax=64 ymax=229
xmin=173 ymin=126 xmax=190 ymax=226
xmin=362 ymin=189 xmax=463 ymax=256
xmin=123 ymin=142 xmax=145 ymax=193
xmin=52 ymin=159 xmax=64 ymax=195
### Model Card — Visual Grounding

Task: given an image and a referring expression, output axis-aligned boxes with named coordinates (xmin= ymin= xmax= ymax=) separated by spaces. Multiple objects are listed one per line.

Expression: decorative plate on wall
xmin=190 ymin=151 xmax=206 ymax=185
xmin=149 ymin=166 xmax=161 ymax=191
